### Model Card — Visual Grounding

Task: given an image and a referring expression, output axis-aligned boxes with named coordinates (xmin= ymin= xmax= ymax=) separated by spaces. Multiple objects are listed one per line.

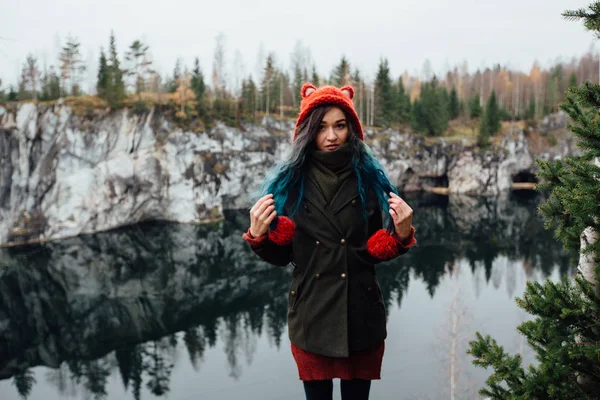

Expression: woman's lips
xmin=326 ymin=144 xmax=339 ymax=150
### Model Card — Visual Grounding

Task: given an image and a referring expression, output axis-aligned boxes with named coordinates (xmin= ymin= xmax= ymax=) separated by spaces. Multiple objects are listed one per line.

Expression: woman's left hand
xmin=388 ymin=192 xmax=413 ymax=240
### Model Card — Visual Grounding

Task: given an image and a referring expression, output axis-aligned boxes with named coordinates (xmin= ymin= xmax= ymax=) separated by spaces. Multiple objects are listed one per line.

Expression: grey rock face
xmin=0 ymin=104 xmax=575 ymax=246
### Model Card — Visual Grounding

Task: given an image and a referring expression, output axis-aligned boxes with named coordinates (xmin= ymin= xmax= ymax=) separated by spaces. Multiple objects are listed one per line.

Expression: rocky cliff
xmin=0 ymin=103 xmax=576 ymax=247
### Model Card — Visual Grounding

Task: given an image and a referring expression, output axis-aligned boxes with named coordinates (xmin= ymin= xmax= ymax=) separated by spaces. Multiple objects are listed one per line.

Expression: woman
xmin=242 ymin=83 xmax=416 ymax=400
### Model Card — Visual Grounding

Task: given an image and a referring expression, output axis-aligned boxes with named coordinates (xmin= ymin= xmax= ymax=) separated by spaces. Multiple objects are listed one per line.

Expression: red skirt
xmin=291 ymin=341 xmax=385 ymax=381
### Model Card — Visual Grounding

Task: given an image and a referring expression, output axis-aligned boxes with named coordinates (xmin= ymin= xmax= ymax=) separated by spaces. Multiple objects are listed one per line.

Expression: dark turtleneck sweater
xmin=306 ymin=143 xmax=354 ymax=205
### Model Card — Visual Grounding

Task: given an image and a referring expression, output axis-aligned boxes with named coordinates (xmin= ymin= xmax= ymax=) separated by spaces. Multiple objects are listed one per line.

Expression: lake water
xmin=0 ymin=192 xmax=573 ymax=400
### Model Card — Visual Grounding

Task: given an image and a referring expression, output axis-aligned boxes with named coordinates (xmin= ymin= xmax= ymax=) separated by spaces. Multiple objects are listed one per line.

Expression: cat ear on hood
xmin=340 ymin=85 xmax=354 ymax=99
xmin=301 ymin=83 xmax=317 ymax=98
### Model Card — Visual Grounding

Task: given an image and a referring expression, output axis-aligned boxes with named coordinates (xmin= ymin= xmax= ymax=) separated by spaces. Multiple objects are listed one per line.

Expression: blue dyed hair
xmin=253 ymin=105 xmax=398 ymax=232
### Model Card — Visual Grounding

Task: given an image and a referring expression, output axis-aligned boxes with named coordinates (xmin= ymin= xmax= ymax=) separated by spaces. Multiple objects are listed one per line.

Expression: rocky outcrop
xmin=0 ymin=104 xmax=576 ymax=246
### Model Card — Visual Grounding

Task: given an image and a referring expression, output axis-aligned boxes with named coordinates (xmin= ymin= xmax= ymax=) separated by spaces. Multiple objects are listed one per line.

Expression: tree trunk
xmin=576 ymin=225 xmax=600 ymax=392
xmin=280 ymin=79 xmax=283 ymax=120
xmin=370 ymin=85 xmax=375 ymax=126
xmin=578 ymin=226 xmax=600 ymax=296
xmin=265 ymin=79 xmax=270 ymax=118
xmin=515 ymin=74 xmax=520 ymax=117
xmin=361 ymin=82 xmax=365 ymax=123
xmin=479 ymin=74 xmax=484 ymax=107
xmin=180 ymin=89 xmax=184 ymax=115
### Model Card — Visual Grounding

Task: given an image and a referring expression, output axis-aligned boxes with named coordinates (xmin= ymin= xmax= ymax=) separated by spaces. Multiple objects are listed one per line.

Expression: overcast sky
xmin=1 ymin=0 xmax=598 ymax=91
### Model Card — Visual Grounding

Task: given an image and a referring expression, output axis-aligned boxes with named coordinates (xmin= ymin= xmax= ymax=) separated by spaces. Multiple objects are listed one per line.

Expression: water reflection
xmin=0 ymin=192 xmax=573 ymax=399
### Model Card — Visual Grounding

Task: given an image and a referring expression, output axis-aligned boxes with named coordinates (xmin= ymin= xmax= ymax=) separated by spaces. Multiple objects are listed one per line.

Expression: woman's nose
xmin=326 ymin=127 xmax=336 ymax=140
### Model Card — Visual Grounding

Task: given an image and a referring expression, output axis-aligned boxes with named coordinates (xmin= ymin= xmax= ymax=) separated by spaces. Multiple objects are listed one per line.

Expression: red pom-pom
xmin=367 ymin=229 xmax=399 ymax=260
xmin=268 ymin=216 xmax=296 ymax=245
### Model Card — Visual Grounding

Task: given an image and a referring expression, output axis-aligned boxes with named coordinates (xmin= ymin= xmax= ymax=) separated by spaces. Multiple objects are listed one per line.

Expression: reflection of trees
xmin=0 ymin=192 xmax=573 ymax=399
xmin=64 ymin=358 xmax=111 ymax=400
xmin=223 ymin=314 xmax=243 ymax=379
xmin=264 ymin=291 xmax=288 ymax=349
xmin=0 ymin=215 xmax=291 ymax=399
xmin=116 ymin=345 xmax=143 ymax=400
xmin=431 ymin=266 xmax=478 ymax=400
xmin=183 ymin=327 xmax=206 ymax=371
xmin=45 ymin=364 xmax=77 ymax=398
xmin=386 ymin=192 xmax=574 ymax=304
xmin=144 ymin=340 xmax=174 ymax=396
xmin=12 ymin=369 xmax=35 ymax=399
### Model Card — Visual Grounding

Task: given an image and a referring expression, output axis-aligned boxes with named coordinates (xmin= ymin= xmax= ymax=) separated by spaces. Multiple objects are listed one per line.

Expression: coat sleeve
xmin=356 ymin=204 xmax=416 ymax=265
xmin=242 ymin=227 xmax=293 ymax=267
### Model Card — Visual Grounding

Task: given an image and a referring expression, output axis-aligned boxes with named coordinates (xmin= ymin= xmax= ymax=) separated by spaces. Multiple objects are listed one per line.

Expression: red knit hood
xmin=293 ymin=83 xmax=364 ymax=142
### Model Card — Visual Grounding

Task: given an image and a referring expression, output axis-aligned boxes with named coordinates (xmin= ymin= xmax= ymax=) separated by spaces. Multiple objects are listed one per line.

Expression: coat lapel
xmin=329 ymin=174 xmax=360 ymax=215
xmin=303 ymin=176 xmax=345 ymax=236
xmin=303 ymin=174 xmax=360 ymax=237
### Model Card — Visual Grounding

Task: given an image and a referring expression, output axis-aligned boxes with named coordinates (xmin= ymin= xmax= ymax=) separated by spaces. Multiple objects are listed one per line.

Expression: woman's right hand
xmin=249 ymin=194 xmax=277 ymax=238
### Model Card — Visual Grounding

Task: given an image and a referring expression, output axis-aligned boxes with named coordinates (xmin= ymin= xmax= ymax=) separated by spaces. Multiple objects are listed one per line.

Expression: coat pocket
xmin=362 ymin=277 xmax=384 ymax=306
xmin=288 ymin=275 xmax=302 ymax=311
xmin=288 ymin=241 xmax=320 ymax=311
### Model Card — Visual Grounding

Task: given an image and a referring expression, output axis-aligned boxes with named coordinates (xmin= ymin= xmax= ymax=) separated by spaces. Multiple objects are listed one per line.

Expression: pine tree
xmin=191 ymin=57 xmax=206 ymax=116
xmin=292 ymin=63 xmax=304 ymax=106
xmin=410 ymin=99 xmax=425 ymax=133
xmin=545 ymin=76 xmax=560 ymax=114
xmin=311 ymin=65 xmax=320 ymax=87
xmin=59 ymin=35 xmax=86 ymax=96
xmin=374 ymin=58 xmax=395 ymax=127
xmin=331 ymin=56 xmax=351 ymax=87
xmin=21 ymin=54 xmax=41 ymax=101
xmin=167 ymin=59 xmax=182 ymax=94
xmin=413 ymin=77 xmax=449 ymax=136
xmin=449 ymin=87 xmax=460 ymax=119
xmin=290 ymin=41 xmax=309 ymax=106
xmin=485 ymin=91 xmax=501 ymax=135
xmin=106 ymin=31 xmax=126 ymax=108
xmin=241 ymin=75 xmax=257 ymax=121
xmin=97 ymin=48 xmax=109 ymax=99
xmin=46 ymin=67 xmax=61 ymax=101
xmin=468 ymin=94 xmax=482 ymax=118
xmin=261 ymin=53 xmax=277 ymax=116
xmin=478 ymin=110 xmax=490 ymax=148
xmin=125 ymin=39 xmax=153 ymax=100
xmin=7 ymin=86 xmax=18 ymax=101
xmin=394 ymin=77 xmax=411 ymax=124
xmin=39 ymin=67 xmax=49 ymax=101
xmin=468 ymin=4 xmax=600 ymax=398
xmin=352 ymin=69 xmax=366 ymax=122
xmin=18 ymin=67 xmax=29 ymax=100
xmin=40 ymin=65 xmax=60 ymax=101
xmin=568 ymin=70 xmax=578 ymax=89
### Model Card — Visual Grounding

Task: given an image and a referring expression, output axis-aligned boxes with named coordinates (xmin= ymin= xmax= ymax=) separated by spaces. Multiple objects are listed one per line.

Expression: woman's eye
xmin=320 ymin=126 xmax=327 ymax=131
xmin=336 ymin=124 xmax=346 ymax=129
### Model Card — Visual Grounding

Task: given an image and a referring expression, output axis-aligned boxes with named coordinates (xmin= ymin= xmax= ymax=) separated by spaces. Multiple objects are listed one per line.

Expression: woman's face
xmin=315 ymin=107 xmax=349 ymax=152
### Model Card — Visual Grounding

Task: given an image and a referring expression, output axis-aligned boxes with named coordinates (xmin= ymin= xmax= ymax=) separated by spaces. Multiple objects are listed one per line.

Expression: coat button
xmin=351 ymin=199 xmax=357 ymax=206
xmin=367 ymin=286 xmax=372 ymax=292
xmin=315 ymin=240 xmax=320 ymax=246
xmin=315 ymin=273 xmax=320 ymax=279
xmin=290 ymin=290 xmax=296 ymax=296
xmin=340 ymin=238 xmax=345 ymax=244
xmin=340 ymin=273 xmax=346 ymax=279
xmin=304 ymin=205 xmax=309 ymax=212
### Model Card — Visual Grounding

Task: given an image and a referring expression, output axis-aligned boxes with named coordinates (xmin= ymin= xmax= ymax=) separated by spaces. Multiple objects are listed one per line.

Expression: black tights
xmin=303 ymin=379 xmax=371 ymax=400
